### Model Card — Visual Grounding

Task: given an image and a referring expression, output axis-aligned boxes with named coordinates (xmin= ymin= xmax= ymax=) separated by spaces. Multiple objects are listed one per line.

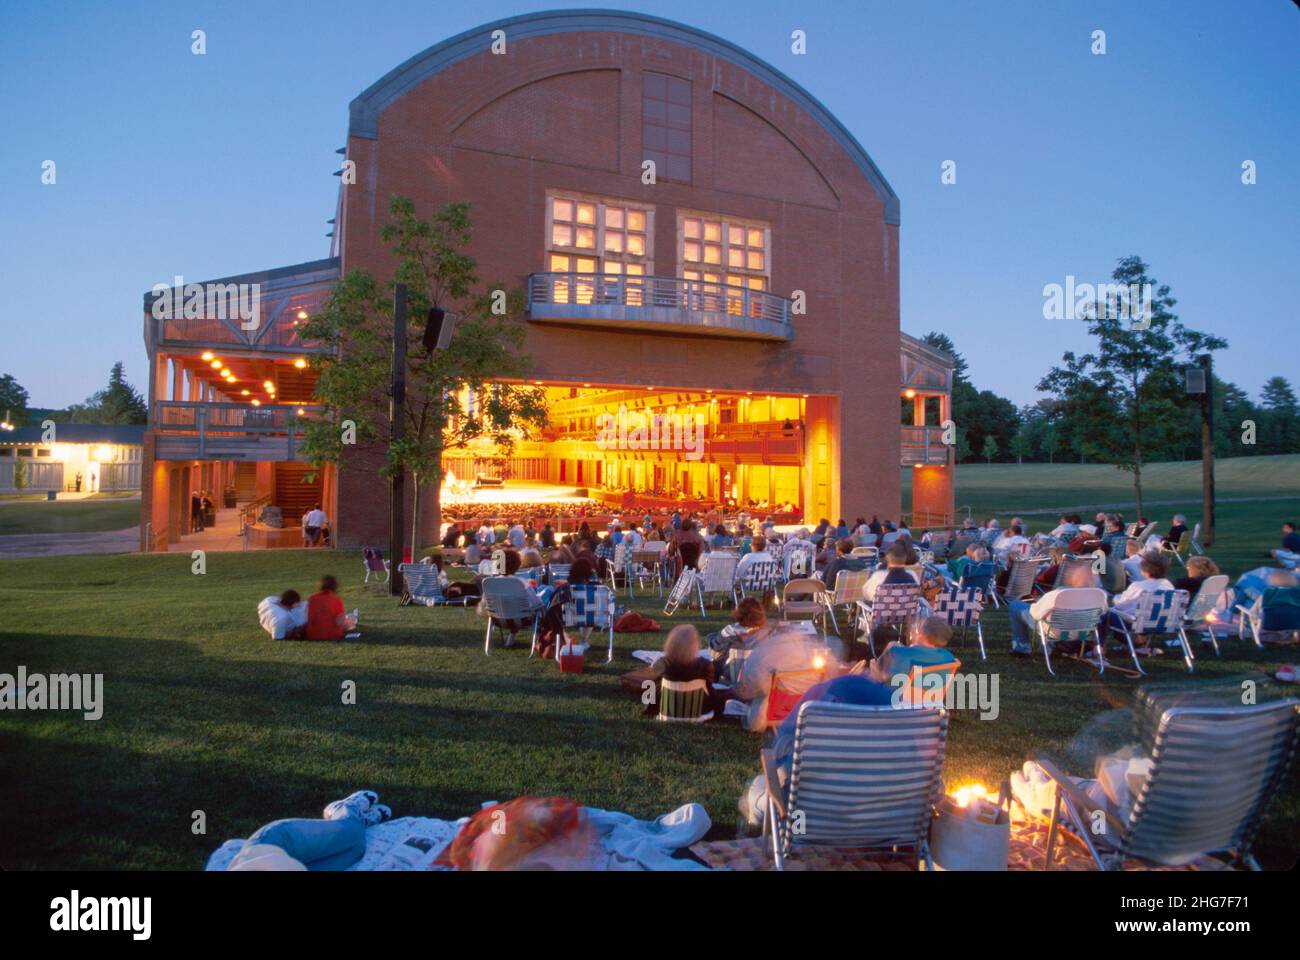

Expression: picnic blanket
xmin=205 ymin=802 xmax=711 ymax=871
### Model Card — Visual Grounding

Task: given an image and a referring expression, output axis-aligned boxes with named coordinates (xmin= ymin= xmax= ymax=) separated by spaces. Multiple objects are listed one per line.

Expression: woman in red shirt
xmin=306 ymin=575 xmax=356 ymax=641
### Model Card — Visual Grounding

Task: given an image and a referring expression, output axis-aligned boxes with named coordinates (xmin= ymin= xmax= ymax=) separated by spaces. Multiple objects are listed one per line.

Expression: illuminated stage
xmin=439 ymin=480 xmax=596 ymax=508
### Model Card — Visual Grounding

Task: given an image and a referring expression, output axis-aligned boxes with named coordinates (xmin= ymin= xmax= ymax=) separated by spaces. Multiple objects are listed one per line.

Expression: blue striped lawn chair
xmin=546 ymin=563 xmax=571 ymax=585
xmin=737 ymin=556 xmax=781 ymax=602
xmin=762 ymin=702 xmax=948 ymax=870
xmin=515 ymin=566 xmax=545 ymax=583
xmin=1115 ymin=589 xmax=1191 ymax=672
xmin=855 ymin=582 xmax=922 ymax=654
xmin=1101 ymin=532 xmax=1130 ymax=562
xmin=657 ymin=678 xmax=713 ymax=723
xmin=1035 ymin=603 xmax=1108 ymax=677
xmin=397 ymin=562 xmax=469 ymax=607
xmin=563 ymin=582 xmax=616 ymax=663
xmin=931 ymin=585 xmax=986 ymax=659
xmin=957 ymin=560 xmax=997 ymax=605
xmin=1038 ymin=699 xmax=1300 ymax=870
xmin=848 ymin=546 xmax=880 ymax=572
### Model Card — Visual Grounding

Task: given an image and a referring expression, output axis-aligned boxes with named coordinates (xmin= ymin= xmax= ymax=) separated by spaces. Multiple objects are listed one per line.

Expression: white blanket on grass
xmin=205 ymin=802 xmax=711 ymax=871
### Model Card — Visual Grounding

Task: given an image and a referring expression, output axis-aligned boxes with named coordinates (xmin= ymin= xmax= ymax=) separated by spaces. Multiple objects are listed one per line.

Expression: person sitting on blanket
xmin=258 ymin=589 xmax=308 ymax=640
xmin=706 ymin=597 xmax=781 ymax=682
xmin=306 ymin=575 xmax=357 ymax=641
xmin=644 ymin=625 xmax=727 ymax=719
xmin=445 ymin=547 xmax=522 ymax=600
xmin=1271 ymin=521 xmax=1300 ymax=566
xmin=227 ymin=790 xmax=392 ymax=871
xmin=870 ymin=616 xmax=956 ymax=687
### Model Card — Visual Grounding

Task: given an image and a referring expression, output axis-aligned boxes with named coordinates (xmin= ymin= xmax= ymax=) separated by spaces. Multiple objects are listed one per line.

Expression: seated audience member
xmin=1007 ymin=576 xmax=1108 ymax=656
xmin=519 ymin=548 xmax=546 ymax=572
xmin=821 ymin=537 xmax=868 ymax=591
xmin=863 ymin=542 xmax=918 ymax=602
xmin=566 ymin=554 xmax=599 ymax=583
xmin=1155 ymin=514 xmax=1188 ymax=549
xmin=1271 ymin=521 xmax=1300 ymax=565
xmin=668 ymin=519 xmax=706 ymax=570
xmin=734 ymin=535 xmax=773 ymax=581
xmin=441 ymin=523 xmax=463 ymax=549
xmin=507 ymin=523 xmax=526 ymax=549
xmin=992 ymin=523 xmax=1030 ymax=566
xmin=734 ymin=625 xmax=833 ymax=732
xmin=257 ymin=589 xmax=308 ymax=640
xmin=707 ymin=597 xmax=778 ymax=660
xmin=948 ymin=543 xmax=990 ymax=583
xmin=622 ymin=524 xmax=645 ymax=552
xmin=646 ymin=625 xmax=724 ymax=719
xmin=1172 ymin=555 xmax=1220 ymax=602
xmin=1034 ymin=547 xmax=1069 ymax=592
xmin=870 ymin=616 xmax=957 ymax=685
xmin=709 ymin=524 xmax=732 ymax=550
xmin=1121 ymin=540 xmax=1147 ymax=582
xmin=834 ymin=519 xmax=851 ymax=539
xmin=1105 ymin=552 xmax=1176 ymax=648
xmin=539 ymin=521 xmax=556 ymax=549
xmin=306 ymin=575 xmax=357 ymax=641
xmin=1049 ymin=514 xmax=1079 ymax=539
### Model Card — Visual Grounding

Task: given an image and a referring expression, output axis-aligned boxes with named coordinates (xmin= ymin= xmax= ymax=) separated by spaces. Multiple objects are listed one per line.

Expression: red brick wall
xmin=338 ymin=28 xmax=900 ymax=546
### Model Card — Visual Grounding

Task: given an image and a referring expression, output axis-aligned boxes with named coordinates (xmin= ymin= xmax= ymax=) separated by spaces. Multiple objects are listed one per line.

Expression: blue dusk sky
xmin=1 ymin=0 xmax=1296 ymax=409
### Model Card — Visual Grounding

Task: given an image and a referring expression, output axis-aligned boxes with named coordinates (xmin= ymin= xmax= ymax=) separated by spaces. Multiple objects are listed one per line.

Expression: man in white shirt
xmin=302 ymin=504 xmax=329 ymax=546
xmin=992 ymin=523 xmax=1030 ymax=566
xmin=1108 ymin=551 xmax=1175 ymax=621
xmin=476 ymin=523 xmax=495 ymax=548
xmin=622 ymin=525 xmax=644 ymax=552
xmin=1009 ymin=585 xmax=1108 ymax=656
xmin=507 ymin=523 xmax=526 ymax=549
xmin=735 ymin=535 xmax=776 ymax=584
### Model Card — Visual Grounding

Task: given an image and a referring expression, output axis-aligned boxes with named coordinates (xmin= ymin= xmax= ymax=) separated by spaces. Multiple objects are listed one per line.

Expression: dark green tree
xmin=64 ymin=362 xmax=147 ymax=424
xmin=0 ymin=374 xmax=31 ymax=428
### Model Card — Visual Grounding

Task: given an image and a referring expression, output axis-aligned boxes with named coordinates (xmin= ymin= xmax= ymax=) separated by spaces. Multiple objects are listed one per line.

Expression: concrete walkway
xmin=0 ymin=527 xmax=139 ymax=558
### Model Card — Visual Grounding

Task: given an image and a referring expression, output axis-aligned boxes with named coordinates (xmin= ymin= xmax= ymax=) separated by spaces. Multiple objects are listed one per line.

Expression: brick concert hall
xmin=139 ymin=9 xmax=954 ymax=551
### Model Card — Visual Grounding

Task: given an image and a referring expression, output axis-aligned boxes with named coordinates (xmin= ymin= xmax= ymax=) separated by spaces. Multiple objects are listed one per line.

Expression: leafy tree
xmin=980 ymin=434 xmax=999 ymax=464
xmin=0 ymin=374 xmax=30 ymax=427
xmin=1009 ymin=424 xmax=1033 ymax=464
xmin=1259 ymin=376 xmax=1300 ymax=454
xmin=1038 ymin=256 xmax=1226 ymax=516
xmin=63 ymin=362 xmax=147 ymax=424
xmin=922 ymin=331 xmax=1019 ymax=463
xmin=300 ymin=197 xmax=549 ymax=552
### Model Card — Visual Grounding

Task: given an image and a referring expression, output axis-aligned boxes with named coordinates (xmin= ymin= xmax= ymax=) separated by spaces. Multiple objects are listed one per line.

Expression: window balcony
xmin=901 ymin=425 xmax=951 ymax=467
xmin=527 ymin=273 xmax=793 ymax=341
xmin=151 ymin=401 xmax=321 ymax=462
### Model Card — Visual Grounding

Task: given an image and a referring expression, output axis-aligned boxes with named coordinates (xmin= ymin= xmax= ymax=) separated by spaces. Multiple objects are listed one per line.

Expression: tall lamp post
xmin=1186 ymin=354 xmax=1215 ymax=548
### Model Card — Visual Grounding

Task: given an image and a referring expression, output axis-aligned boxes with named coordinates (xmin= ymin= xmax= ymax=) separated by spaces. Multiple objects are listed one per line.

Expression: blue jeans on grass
xmin=246 ymin=816 xmax=366 ymax=871
xmin=1008 ymin=599 xmax=1035 ymax=654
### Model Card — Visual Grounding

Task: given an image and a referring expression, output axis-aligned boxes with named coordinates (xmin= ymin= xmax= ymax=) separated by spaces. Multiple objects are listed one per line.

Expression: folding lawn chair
xmin=1114 ymin=589 xmax=1191 ymax=672
xmin=931 ymin=585 xmax=986 ymax=659
xmin=696 ymin=552 xmax=740 ymax=609
xmin=480 ymin=576 xmax=542 ymax=656
xmin=362 ymin=547 xmax=390 ymax=585
xmin=1035 ymin=601 xmax=1108 ymax=677
xmin=997 ymin=555 xmax=1045 ymax=605
xmin=737 ymin=556 xmax=781 ymax=603
xmin=562 ymin=581 xmax=616 ymax=663
xmin=1236 ymin=586 xmax=1300 ymax=647
xmin=819 ymin=569 xmax=872 ymax=636
xmin=663 ymin=568 xmax=700 ymax=617
xmin=855 ymin=582 xmax=922 ymax=654
xmin=781 ymin=578 xmax=826 ymax=638
xmin=1176 ymin=574 xmax=1230 ymax=657
xmin=762 ymin=703 xmax=948 ymax=871
xmin=397 ymin=562 xmax=469 ymax=607
xmin=657 ymin=678 xmax=713 ymax=723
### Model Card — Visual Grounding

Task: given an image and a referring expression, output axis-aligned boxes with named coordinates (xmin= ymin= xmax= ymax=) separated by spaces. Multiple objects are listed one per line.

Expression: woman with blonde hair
xmin=647 ymin=625 xmax=721 ymax=718
xmin=1173 ymin=555 xmax=1221 ymax=602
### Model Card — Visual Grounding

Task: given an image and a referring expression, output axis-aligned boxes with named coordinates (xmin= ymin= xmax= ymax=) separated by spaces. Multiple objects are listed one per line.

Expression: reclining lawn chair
xmin=546 ymin=563 xmax=571 ymax=585
xmin=764 ymin=666 xmax=828 ymax=728
xmin=856 ymin=582 xmax=923 ymax=654
xmin=819 ymin=569 xmax=872 ymax=636
xmin=1176 ymin=574 xmax=1230 ymax=657
xmin=1034 ymin=597 xmax=1108 ymax=677
xmin=1158 ymin=531 xmax=1193 ymax=569
xmin=931 ymin=585 xmax=986 ymax=659
xmin=762 ymin=703 xmax=948 ymax=870
xmin=663 ymin=568 xmax=700 ymax=617
xmin=397 ymin=562 xmax=470 ymax=607
xmin=657 ymin=678 xmax=714 ymax=723
xmin=1114 ymin=589 xmax=1192 ymax=672
xmin=696 ymin=551 xmax=739 ymax=609
xmin=480 ymin=576 xmax=543 ymax=656
xmin=849 ymin=546 xmax=880 ymax=572
xmin=956 ymin=560 xmax=996 ymax=605
xmin=1189 ymin=522 xmax=1205 ymax=556
xmin=562 ymin=581 xmax=616 ymax=664
xmin=1236 ymin=585 xmax=1300 ymax=647
xmin=996 ymin=555 xmax=1044 ymax=606
xmin=1037 ymin=698 xmax=1300 ymax=870
xmin=362 ymin=547 xmax=390 ymax=585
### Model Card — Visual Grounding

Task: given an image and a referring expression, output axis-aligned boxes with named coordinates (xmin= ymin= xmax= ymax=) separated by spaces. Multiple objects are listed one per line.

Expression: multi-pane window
xmin=547 ymin=195 xmax=652 ymax=303
xmin=642 ymin=73 xmax=691 ymax=183
xmin=679 ymin=214 xmax=769 ymax=292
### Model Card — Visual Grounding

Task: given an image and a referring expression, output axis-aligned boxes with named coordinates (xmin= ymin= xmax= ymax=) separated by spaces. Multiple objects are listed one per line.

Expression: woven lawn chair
xmin=737 ymin=556 xmax=781 ymax=602
xmin=855 ymin=582 xmax=923 ymax=655
xmin=1035 ymin=602 xmax=1108 ymax=677
xmin=631 ymin=542 xmax=669 ymax=596
xmin=1174 ymin=574 xmax=1230 ymax=657
xmin=784 ymin=542 xmax=816 ymax=580
xmin=1158 ymin=531 xmax=1193 ymax=569
xmin=957 ymin=560 xmax=997 ymax=605
xmin=931 ymin=585 xmax=986 ymax=659
xmin=480 ymin=576 xmax=542 ymax=656
xmin=1101 ymin=532 xmax=1130 ymax=563
xmin=515 ymin=566 xmax=545 ymax=583
xmin=546 ymin=563 xmax=571 ymax=585
xmin=693 ymin=552 xmax=739 ymax=609
xmin=762 ymin=703 xmax=948 ymax=871
xmin=848 ymin=546 xmax=880 ymax=571
xmin=606 ymin=542 xmax=632 ymax=596
xmin=818 ymin=569 xmax=872 ymax=636
xmin=657 ymin=678 xmax=713 ymax=723
xmin=1236 ymin=586 xmax=1300 ymax=647
xmin=397 ymin=562 xmax=469 ymax=607
xmin=1115 ymin=589 xmax=1191 ymax=672
xmin=562 ymin=581 xmax=616 ymax=663
xmin=997 ymin=555 xmax=1044 ymax=605
xmin=781 ymin=578 xmax=826 ymax=637
xmin=1038 ymin=699 xmax=1300 ymax=870
xmin=663 ymin=568 xmax=700 ymax=617
xmin=362 ymin=547 xmax=390 ymax=585
xmin=478 ymin=551 xmax=505 ymax=576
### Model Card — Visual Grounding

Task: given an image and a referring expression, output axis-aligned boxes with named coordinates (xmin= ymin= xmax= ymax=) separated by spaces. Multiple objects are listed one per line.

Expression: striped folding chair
xmin=479 ymin=576 xmax=542 ymax=656
xmin=397 ymin=562 xmax=469 ymax=607
xmin=1101 ymin=532 xmax=1130 ymax=563
xmin=849 ymin=546 xmax=880 ymax=572
xmin=563 ymin=582 xmax=615 ymax=663
xmin=546 ymin=563 xmax=571 ymax=585
xmin=737 ymin=557 xmax=781 ymax=602
xmin=657 ymin=678 xmax=713 ymax=723
xmin=696 ymin=552 xmax=740 ymax=609
xmin=764 ymin=667 xmax=827 ymax=728
xmin=997 ymin=555 xmax=1045 ymax=605
xmin=784 ymin=542 xmax=816 ymax=580
xmin=515 ymin=566 xmax=545 ymax=583
xmin=1176 ymin=575 xmax=1229 ymax=657
xmin=606 ymin=542 xmax=632 ymax=596
xmin=855 ymin=582 xmax=922 ymax=655
xmin=631 ymin=543 xmax=669 ymax=596
xmin=1236 ymin=586 xmax=1300 ymax=648
xmin=362 ymin=547 xmax=390 ymax=585
xmin=1038 ymin=700 xmax=1300 ymax=870
xmin=1158 ymin=532 xmax=1193 ymax=570
xmin=1035 ymin=604 xmax=1107 ymax=677
xmin=1115 ymin=589 xmax=1191 ymax=672
xmin=663 ymin=568 xmax=700 ymax=617
xmin=819 ymin=569 xmax=872 ymax=636
xmin=762 ymin=703 xmax=948 ymax=870
xmin=931 ymin=585 xmax=986 ymax=659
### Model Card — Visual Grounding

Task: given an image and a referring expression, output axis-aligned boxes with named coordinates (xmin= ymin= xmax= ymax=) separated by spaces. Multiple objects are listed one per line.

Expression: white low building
xmin=0 ymin=424 xmax=144 ymax=494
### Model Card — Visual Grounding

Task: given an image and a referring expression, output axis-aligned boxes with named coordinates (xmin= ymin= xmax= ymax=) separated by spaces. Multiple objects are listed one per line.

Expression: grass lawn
xmin=2 ymin=543 xmax=1298 ymax=870
xmin=0 ymin=496 xmax=140 ymax=536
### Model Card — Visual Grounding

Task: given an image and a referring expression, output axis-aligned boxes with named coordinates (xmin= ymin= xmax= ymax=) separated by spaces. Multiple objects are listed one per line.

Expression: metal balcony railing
xmin=900 ymin=425 xmax=951 ymax=466
xmin=527 ymin=273 xmax=793 ymax=340
xmin=151 ymin=401 xmax=322 ymax=461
